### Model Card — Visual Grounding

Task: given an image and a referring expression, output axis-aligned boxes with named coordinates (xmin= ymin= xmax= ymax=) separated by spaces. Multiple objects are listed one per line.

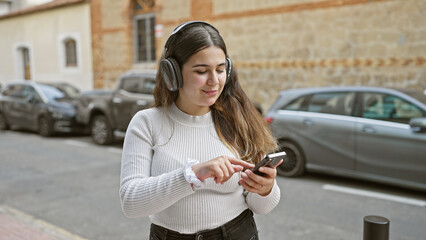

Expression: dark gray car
xmin=265 ymin=86 xmax=426 ymax=191
xmin=76 ymin=70 xmax=156 ymax=145
xmin=0 ymin=81 xmax=85 ymax=136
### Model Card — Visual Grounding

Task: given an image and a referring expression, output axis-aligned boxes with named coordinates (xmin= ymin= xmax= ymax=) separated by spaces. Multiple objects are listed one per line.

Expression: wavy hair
xmin=154 ymin=22 xmax=277 ymax=164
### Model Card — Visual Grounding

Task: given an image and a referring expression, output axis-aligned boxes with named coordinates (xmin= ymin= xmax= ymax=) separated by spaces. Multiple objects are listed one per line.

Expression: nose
xmin=207 ymin=70 xmax=219 ymax=86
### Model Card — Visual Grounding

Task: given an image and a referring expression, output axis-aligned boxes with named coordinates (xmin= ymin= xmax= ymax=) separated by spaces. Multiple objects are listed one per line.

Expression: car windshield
xmin=401 ymin=89 xmax=426 ymax=105
xmin=55 ymin=84 xmax=80 ymax=98
xmin=39 ymin=84 xmax=65 ymax=101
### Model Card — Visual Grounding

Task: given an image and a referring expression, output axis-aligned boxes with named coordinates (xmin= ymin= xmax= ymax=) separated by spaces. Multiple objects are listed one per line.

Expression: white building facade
xmin=0 ymin=0 xmax=93 ymax=90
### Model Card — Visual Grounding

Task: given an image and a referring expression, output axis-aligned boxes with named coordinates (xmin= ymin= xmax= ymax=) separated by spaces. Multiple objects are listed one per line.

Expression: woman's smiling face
xmin=176 ymin=46 xmax=227 ymax=116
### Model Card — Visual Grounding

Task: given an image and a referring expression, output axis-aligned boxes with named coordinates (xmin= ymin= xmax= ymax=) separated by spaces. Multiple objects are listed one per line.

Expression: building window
xmin=21 ymin=47 xmax=31 ymax=80
xmin=65 ymin=39 xmax=77 ymax=67
xmin=134 ymin=14 xmax=156 ymax=63
xmin=133 ymin=0 xmax=156 ymax=63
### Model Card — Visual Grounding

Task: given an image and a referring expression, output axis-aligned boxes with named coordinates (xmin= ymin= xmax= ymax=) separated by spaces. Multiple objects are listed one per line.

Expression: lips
xmin=202 ymin=89 xmax=218 ymax=96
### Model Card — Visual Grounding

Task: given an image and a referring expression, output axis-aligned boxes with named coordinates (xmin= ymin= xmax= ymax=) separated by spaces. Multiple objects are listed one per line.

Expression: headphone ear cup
xmin=169 ymin=58 xmax=183 ymax=89
xmin=160 ymin=58 xmax=182 ymax=91
xmin=225 ymin=57 xmax=232 ymax=83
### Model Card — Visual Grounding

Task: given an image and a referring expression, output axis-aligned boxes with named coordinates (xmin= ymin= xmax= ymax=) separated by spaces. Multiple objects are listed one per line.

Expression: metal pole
xmin=363 ymin=215 xmax=390 ymax=240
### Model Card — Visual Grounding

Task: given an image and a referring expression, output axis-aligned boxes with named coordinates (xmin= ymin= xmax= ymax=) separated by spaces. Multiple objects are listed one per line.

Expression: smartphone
xmin=252 ymin=151 xmax=286 ymax=176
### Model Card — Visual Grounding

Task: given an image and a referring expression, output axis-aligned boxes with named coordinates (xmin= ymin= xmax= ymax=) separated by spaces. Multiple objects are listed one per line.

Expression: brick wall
xmin=158 ymin=0 xmax=426 ymax=110
xmin=91 ymin=0 xmax=134 ymax=89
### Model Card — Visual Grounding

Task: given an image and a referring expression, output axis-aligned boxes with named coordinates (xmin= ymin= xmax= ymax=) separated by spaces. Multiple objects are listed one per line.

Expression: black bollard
xmin=363 ymin=215 xmax=389 ymax=240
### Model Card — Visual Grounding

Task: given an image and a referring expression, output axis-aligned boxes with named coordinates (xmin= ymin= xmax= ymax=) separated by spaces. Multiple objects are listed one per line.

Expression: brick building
xmin=1 ymin=0 xmax=425 ymax=109
xmin=155 ymin=0 xmax=426 ymax=108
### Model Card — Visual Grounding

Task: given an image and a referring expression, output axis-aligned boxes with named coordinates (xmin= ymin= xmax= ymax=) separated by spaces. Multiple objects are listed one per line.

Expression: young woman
xmin=120 ymin=21 xmax=281 ymax=240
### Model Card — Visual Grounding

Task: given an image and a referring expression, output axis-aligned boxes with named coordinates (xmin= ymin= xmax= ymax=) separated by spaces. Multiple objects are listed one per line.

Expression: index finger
xmin=228 ymin=158 xmax=254 ymax=169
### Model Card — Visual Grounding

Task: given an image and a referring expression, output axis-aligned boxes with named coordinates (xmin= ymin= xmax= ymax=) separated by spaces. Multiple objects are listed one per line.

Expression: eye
xmin=216 ymin=66 xmax=226 ymax=73
xmin=195 ymin=70 xmax=207 ymax=74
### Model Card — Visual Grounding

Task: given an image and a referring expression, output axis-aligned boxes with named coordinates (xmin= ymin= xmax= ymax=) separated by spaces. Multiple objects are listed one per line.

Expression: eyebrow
xmin=192 ymin=63 xmax=226 ymax=68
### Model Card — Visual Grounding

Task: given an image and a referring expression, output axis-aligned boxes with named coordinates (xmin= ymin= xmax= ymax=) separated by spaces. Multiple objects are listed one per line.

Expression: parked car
xmin=265 ymin=86 xmax=426 ymax=191
xmin=0 ymin=81 xmax=85 ymax=136
xmin=76 ymin=70 xmax=156 ymax=145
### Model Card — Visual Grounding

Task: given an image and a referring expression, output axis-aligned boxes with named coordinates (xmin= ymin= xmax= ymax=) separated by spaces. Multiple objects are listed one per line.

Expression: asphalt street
xmin=1 ymin=130 xmax=425 ymax=240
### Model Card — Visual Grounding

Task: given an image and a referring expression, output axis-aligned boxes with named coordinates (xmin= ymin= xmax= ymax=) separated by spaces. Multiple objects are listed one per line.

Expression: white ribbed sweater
xmin=119 ymin=104 xmax=281 ymax=234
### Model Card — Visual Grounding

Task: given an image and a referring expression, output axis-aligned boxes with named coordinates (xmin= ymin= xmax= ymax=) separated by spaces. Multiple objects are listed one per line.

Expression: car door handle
xmin=137 ymin=100 xmax=147 ymax=106
xmin=302 ymin=118 xmax=314 ymax=126
xmin=362 ymin=125 xmax=376 ymax=134
xmin=112 ymin=97 xmax=122 ymax=103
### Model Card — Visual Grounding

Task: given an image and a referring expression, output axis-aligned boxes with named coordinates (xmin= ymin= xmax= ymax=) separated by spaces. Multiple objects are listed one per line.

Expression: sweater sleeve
xmin=245 ymin=179 xmax=281 ymax=215
xmin=119 ymin=110 xmax=194 ymax=218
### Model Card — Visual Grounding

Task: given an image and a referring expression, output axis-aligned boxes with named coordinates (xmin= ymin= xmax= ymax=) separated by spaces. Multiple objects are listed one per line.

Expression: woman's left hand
xmin=239 ymin=160 xmax=283 ymax=196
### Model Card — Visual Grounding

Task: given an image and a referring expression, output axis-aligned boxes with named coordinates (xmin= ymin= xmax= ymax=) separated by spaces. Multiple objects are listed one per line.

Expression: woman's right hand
xmin=191 ymin=156 xmax=254 ymax=184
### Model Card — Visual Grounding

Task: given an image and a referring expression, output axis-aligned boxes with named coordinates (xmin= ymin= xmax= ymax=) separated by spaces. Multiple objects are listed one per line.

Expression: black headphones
xmin=160 ymin=21 xmax=232 ymax=91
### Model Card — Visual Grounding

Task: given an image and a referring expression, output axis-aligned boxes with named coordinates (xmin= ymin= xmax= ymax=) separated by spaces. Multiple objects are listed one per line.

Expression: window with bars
xmin=134 ymin=14 xmax=156 ymax=63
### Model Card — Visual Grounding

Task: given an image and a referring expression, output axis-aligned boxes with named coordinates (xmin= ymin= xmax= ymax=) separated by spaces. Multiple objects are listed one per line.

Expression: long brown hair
xmin=154 ymin=22 xmax=277 ymax=164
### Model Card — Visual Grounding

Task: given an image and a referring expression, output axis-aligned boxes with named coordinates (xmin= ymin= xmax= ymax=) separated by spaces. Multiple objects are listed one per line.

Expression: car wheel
xmin=276 ymin=141 xmax=305 ymax=177
xmin=91 ymin=115 xmax=113 ymax=145
xmin=0 ymin=112 xmax=9 ymax=130
xmin=39 ymin=116 xmax=53 ymax=137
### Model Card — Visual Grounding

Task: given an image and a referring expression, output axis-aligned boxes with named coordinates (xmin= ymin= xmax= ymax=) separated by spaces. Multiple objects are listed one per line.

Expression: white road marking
xmin=64 ymin=140 xmax=90 ymax=148
xmin=322 ymin=184 xmax=426 ymax=207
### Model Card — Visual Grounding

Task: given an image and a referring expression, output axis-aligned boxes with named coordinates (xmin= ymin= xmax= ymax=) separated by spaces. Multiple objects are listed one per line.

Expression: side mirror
xmin=409 ymin=117 xmax=426 ymax=133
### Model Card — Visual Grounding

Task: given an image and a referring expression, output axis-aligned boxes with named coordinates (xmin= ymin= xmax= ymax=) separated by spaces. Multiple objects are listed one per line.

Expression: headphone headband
xmin=171 ymin=21 xmax=219 ymax=35
xmin=164 ymin=21 xmax=219 ymax=52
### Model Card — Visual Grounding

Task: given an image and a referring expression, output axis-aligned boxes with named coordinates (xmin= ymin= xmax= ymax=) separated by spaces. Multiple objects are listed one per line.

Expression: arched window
xmin=64 ymin=38 xmax=77 ymax=67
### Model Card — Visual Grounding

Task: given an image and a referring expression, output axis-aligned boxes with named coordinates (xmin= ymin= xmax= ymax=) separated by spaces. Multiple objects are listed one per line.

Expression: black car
xmin=0 ymin=81 xmax=85 ymax=136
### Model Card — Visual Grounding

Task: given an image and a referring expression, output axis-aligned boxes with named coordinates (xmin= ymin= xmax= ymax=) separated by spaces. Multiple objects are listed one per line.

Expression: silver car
xmin=265 ymin=86 xmax=426 ymax=191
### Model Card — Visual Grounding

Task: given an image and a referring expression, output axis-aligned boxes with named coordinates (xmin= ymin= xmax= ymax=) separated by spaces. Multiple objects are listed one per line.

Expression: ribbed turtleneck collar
xmin=167 ymin=103 xmax=213 ymax=127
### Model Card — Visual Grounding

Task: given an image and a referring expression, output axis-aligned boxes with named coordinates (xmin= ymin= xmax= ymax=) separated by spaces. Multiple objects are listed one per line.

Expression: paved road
xmin=1 ymin=130 xmax=425 ymax=240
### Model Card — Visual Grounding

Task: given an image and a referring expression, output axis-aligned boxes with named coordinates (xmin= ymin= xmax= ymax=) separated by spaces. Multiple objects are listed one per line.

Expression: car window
xmin=140 ymin=78 xmax=156 ymax=94
xmin=27 ymin=86 xmax=43 ymax=102
xmin=307 ymin=92 xmax=355 ymax=116
xmin=22 ymin=86 xmax=36 ymax=98
xmin=121 ymin=77 xmax=140 ymax=94
xmin=1 ymin=86 xmax=13 ymax=97
xmin=3 ymin=85 xmax=25 ymax=99
xmin=283 ymin=95 xmax=307 ymax=111
xmin=121 ymin=77 xmax=155 ymax=95
xmin=52 ymin=84 xmax=80 ymax=98
xmin=362 ymin=93 xmax=424 ymax=124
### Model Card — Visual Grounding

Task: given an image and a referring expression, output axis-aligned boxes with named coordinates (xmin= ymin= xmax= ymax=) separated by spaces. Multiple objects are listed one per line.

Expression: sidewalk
xmin=0 ymin=205 xmax=87 ymax=240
